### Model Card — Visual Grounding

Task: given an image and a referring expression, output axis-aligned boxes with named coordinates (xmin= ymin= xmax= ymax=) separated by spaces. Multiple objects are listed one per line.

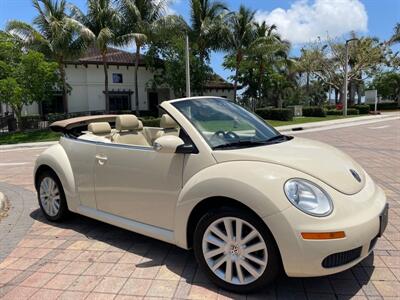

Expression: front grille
xmin=322 ymin=246 xmax=362 ymax=268
xmin=369 ymin=236 xmax=378 ymax=252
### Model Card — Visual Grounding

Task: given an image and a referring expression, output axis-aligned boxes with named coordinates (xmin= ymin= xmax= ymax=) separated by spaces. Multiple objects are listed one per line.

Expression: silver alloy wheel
xmin=202 ymin=217 xmax=268 ymax=285
xmin=39 ymin=177 xmax=61 ymax=217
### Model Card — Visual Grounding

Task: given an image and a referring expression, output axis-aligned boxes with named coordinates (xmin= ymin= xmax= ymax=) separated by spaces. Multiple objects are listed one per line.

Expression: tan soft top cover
xmin=50 ymin=115 xmax=117 ymax=133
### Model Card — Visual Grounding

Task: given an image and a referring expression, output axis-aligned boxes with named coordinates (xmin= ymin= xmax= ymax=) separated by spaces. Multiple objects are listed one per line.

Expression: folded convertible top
xmin=50 ymin=115 xmax=117 ymax=133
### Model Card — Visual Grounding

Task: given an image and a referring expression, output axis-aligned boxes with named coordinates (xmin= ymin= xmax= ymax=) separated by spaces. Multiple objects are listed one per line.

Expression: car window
xmin=172 ymin=98 xmax=285 ymax=149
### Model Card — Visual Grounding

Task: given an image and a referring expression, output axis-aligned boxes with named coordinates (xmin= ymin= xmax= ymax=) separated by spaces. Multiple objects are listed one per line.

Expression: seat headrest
xmin=88 ymin=122 xmax=111 ymax=134
xmin=160 ymin=114 xmax=178 ymax=129
xmin=116 ymin=114 xmax=140 ymax=131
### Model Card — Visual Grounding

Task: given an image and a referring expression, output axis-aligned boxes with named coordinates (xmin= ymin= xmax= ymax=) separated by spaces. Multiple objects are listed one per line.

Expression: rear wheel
xmin=37 ymin=170 xmax=69 ymax=222
xmin=193 ymin=208 xmax=280 ymax=293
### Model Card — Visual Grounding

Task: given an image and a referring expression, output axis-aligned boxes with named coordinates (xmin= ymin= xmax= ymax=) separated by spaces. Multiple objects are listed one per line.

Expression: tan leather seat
xmin=79 ymin=122 xmax=112 ymax=143
xmin=112 ymin=115 xmax=150 ymax=146
xmin=154 ymin=114 xmax=180 ymax=142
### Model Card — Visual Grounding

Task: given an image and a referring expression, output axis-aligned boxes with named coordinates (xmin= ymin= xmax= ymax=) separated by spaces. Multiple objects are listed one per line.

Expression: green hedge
xmin=350 ymin=104 xmax=370 ymax=114
xmin=326 ymin=109 xmax=359 ymax=115
xmin=326 ymin=109 xmax=342 ymax=115
xmin=141 ymin=118 xmax=161 ymax=127
xmin=302 ymin=106 xmax=326 ymax=117
xmin=255 ymin=108 xmax=293 ymax=121
xmin=368 ymin=102 xmax=399 ymax=111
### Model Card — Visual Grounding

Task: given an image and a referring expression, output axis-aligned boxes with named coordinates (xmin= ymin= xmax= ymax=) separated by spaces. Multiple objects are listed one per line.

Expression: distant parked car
xmin=34 ymin=97 xmax=388 ymax=292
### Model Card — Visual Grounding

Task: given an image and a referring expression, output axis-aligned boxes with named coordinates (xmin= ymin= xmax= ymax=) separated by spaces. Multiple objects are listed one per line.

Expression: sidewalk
xmin=0 ymin=111 xmax=399 ymax=150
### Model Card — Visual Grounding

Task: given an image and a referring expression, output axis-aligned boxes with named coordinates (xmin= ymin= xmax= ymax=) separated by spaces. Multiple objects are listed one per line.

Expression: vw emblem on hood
xmin=350 ymin=169 xmax=361 ymax=183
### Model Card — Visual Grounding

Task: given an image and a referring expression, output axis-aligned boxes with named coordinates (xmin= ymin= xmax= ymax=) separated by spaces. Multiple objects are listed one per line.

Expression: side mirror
xmin=153 ymin=135 xmax=184 ymax=153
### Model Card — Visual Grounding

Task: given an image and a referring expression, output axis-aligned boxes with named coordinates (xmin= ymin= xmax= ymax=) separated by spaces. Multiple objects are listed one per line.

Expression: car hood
xmin=212 ymin=137 xmax=366 ymax=195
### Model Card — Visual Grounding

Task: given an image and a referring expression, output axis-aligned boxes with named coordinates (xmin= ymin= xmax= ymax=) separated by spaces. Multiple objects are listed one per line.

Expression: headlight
xmin=284 ymin=179 xmax=333 ymax=217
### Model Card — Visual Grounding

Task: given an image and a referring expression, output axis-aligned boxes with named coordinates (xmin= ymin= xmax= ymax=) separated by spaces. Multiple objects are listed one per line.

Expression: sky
xmin=0 ymin=0 xmax=399 ymax=81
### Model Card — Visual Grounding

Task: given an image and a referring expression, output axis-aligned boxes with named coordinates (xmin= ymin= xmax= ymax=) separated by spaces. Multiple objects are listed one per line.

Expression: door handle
xmin=95 ymin=154 xmax=108 ymax=165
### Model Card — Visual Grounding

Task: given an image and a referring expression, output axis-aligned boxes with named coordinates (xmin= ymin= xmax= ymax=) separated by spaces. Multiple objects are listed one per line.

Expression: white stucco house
xmin=0 ymin=47 xmax=235 ymax=117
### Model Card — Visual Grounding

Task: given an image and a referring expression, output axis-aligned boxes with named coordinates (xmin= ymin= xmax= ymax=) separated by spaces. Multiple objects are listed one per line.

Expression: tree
xmin=0 ymin=40 xmax=60 ymax=130
xmin=227 ymin=21 xmax=290 ymax=108
xmin=6 ymin=0 xmax=91 ymax=113
xmin=369 ymin=72 xmax=400 ymax=105
xmin=190 ymin=0 xmax=228 ymax=94
xmin=389 ymin=23 xmax=400 ymax=45
xmin=118 ymin=0 xmax=184 ymax=115
xmin=146 ymin=34 xmax=212 ymax=97
xmin=223 ymin=5 xmax=255 ymax=102
xmin=299 ymin=36 xmax=385 ymax=105
xmin=70 ymin=0 xmax=123 ymax=113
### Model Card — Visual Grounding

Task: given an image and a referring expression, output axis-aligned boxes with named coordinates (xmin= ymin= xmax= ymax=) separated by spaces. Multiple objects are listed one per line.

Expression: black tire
xmin=193 ymin=208 xmax=281 ymax=293
xmin=36 ymin=169 xmax=69 ymax=222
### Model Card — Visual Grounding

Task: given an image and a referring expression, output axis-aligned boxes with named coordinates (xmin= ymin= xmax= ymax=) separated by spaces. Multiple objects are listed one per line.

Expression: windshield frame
xmin=171 ymin=97 xmax=283 ymax=150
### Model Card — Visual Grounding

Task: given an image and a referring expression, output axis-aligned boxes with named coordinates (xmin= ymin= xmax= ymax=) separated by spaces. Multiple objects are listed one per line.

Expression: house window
xmin=112 ymin=73 xmax=123 ymax=83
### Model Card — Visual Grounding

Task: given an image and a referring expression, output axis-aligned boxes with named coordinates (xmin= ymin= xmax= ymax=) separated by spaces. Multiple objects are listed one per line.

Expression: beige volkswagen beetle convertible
xmin=34 ymin=97 xmax=388 ymax=292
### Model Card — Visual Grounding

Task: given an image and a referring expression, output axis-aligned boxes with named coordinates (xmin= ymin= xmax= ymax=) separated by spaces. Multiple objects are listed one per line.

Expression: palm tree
xmin=70 ymin=0 xmax=120 ymax=112
xmin=248 ymin=21 xmax=290 ymax=106
xmin=190 ymin=0 xmax=227 ymax=94
xmin=6 ymin=0 xmax=92 ymax=113
xmin=389 ymin=23 xmax=400 ymax=45
xmin=224 ymin=5 xmax=255 ymax=102
xmin=118 ymin=0 xmax=184 ymax=116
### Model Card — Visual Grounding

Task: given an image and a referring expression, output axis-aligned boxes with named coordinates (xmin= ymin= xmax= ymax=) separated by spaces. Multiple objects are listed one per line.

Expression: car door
xmin=62 ymin=137 xmax=97 ymax=209
xmin=93 ymin=143 xmax=184 ymax=230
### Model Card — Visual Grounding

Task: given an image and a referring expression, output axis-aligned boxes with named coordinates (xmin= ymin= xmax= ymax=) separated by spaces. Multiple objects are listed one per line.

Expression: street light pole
xmin=185 ymin=34 xmax=191 ymax=98
xmin=343 ymin=38 xmax=358 ymax=116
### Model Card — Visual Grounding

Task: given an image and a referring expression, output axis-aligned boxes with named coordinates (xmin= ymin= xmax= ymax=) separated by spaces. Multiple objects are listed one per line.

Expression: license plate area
xmin=378 ymin=204 xmax=389 ymax=237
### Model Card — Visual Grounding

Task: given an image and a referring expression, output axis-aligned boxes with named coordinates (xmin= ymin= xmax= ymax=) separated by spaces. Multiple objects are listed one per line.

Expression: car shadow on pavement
xmin=29 ymin=209 xmax=374 ymax=299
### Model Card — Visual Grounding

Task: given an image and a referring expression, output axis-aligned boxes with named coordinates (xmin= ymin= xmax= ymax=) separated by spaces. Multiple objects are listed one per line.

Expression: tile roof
xmin=68 ymin=47 xmax=234 ymax=90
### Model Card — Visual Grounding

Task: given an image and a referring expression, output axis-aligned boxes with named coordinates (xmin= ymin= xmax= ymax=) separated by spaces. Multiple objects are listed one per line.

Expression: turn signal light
xmin=301 ymin=231 xmax=346 ymax=240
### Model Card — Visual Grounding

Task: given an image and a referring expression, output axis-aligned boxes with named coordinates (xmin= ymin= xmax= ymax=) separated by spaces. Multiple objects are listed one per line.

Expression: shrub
xmin=324 ymin=104 xmax=337 ymax=110
xmin=302 ymin=106 xmax=326 ymax=117
xmin=326 ymin=109 xmax=342 ymax=115
xmin=347 ymin=108 xmax=359 ymax=115
xmin=351 ymin=104 xmax=370 ymax=114
xmin=327 ymin=109 xmax=359 ymax=115
xmin=368 ymin=102 xmax=399 ymax=111
xmin=255 ymin=108 xmax=293 ymax=121
xmin=20 ymin=115 xmax=41 ymax=129
xmin=141 ymin=118 xmax=161 ymax=127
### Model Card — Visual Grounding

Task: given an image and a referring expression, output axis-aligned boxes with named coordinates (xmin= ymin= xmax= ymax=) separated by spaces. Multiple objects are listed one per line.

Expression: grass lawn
xmin=0 ymin=129 xmax=61 ymax=145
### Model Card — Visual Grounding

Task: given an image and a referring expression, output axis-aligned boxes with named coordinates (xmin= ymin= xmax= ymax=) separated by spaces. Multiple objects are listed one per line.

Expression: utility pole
xmin=343 ymin=38 xmax=358 ymax=116
xmin=185 ymin=34 xmax=191 ymax=98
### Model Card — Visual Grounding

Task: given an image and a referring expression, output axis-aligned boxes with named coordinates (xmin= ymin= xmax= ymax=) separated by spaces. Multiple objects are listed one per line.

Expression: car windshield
xmin=172 ymin=98 xmax=289 ymax=149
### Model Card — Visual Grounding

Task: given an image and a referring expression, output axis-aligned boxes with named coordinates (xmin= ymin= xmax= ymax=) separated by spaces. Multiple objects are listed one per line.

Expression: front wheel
xmin=193 ymin=208 xmax=280 ymax=293
xmin=37 ymin=170 xmax=69 ymax=222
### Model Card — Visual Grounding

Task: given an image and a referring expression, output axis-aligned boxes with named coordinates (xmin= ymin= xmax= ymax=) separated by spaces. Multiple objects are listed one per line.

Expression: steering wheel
xmin=210 ymin=130 xmax=240 ymax=144
xmin=225 ymin=131 xmax=240 ymax=142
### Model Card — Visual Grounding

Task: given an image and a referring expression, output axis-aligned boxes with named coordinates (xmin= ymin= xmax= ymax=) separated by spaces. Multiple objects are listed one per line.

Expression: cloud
xmin=154 ymin=0 xmax=180 ymax=15
xmin=255 ymin=0 xmax=368 ymax=45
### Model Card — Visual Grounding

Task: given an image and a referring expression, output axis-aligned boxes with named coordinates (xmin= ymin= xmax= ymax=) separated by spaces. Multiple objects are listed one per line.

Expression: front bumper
xmin=264 ymin=182 xmax=387 ymax=277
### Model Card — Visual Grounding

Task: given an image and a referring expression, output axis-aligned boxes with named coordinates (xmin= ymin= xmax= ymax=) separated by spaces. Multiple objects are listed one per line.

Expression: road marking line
xmin=368 ymin=125 xmax=390 ymax=129
xmin=0 ymin=146 xmax=48 ymax=153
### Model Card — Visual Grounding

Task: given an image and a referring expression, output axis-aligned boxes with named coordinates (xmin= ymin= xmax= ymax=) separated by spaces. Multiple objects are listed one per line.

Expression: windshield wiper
xmin=213 ymin=140 xmax=268 ymax=150
xmin=264 ymin=134 xmax=289 ymax=142
xmin=212 ymin=135 xmax=292 ymax=150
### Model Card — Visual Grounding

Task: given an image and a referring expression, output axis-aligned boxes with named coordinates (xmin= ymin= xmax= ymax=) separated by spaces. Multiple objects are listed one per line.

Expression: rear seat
xmin=111 ymin=114 xmax=150 ymax=146
xmin=79 ymin=122 xmax=112 ymax=143
xmin=154 ymin=114 xmax=180 ymax=142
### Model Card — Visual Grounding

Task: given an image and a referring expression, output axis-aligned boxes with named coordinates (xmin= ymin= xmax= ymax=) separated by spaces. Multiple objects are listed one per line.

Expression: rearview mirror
xmin=153 ymin=135 xmax=185 ymax=153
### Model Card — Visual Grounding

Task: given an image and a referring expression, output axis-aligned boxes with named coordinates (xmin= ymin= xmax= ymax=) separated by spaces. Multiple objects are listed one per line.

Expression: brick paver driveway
xmin=0 ymin=119 xmax=399 ymax=299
